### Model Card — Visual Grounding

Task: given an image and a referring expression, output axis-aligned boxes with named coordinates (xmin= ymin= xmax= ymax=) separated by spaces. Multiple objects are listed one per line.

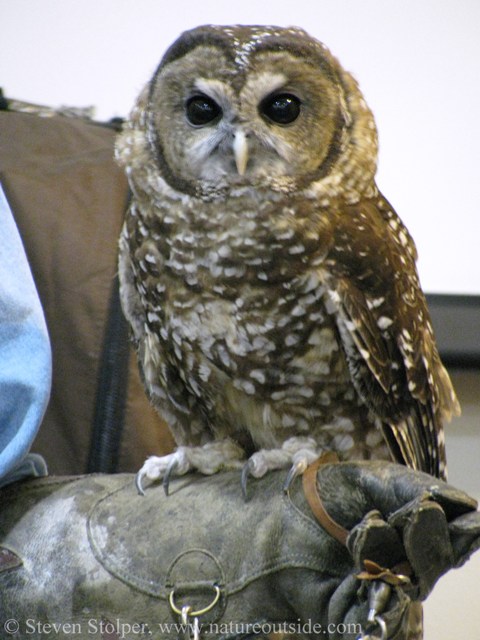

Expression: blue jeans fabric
xmin=0 ymin=183 xmax=51 ymax=486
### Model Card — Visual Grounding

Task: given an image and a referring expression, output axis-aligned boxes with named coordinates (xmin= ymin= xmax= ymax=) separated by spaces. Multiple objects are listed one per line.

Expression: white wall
xmin=1 ymin=3 xmax=479 ymax=637
xmin=1 ymin=0 xmax=479 ymax=295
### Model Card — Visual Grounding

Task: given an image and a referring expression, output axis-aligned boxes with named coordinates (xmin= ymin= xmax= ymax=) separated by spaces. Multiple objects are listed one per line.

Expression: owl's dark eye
xmin=185 ymin=94 xmax=222 ymax=125
xmin=259 ymin=93 xmax=301 ymax=125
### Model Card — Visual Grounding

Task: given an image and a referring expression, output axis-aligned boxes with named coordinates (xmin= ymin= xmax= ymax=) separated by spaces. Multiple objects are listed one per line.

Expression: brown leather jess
xmin=302 ymin=452 xmax=350 ymax=546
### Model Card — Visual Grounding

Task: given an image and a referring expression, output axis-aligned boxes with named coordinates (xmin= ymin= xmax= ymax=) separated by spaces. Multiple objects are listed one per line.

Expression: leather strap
xmin=302 ymin=452 xmax=349 ymax=546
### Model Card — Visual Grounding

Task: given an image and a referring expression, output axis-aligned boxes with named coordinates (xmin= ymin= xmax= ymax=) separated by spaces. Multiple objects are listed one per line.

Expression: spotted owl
xmin=116 ymin=25 xmax=460 ymax=491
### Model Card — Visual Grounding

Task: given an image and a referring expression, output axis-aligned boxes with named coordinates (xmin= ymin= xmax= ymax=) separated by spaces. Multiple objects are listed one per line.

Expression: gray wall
xmin=424 ymin=369 xmax=480 ymax=638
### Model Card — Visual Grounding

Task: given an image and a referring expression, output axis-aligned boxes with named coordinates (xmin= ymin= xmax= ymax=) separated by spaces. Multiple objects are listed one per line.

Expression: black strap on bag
xmin=87 ymin=272 xmax=130 ymax=473
xmin=85 ymin=128 xmax=132 ymax=473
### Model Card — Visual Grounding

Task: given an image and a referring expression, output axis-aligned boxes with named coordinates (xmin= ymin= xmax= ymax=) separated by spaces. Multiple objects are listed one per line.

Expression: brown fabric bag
xmin=0 ymin=104 xmax=174 ymax=474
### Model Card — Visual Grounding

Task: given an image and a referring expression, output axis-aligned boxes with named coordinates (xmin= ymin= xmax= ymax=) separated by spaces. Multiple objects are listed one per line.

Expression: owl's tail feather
xmin=435 ymin=360 xmax=461 ymax=422
xmin=381 ymin=401 xmax=446 ymax=481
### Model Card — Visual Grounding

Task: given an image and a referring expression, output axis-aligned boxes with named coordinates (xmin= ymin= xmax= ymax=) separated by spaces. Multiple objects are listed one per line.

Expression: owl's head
xmin=118 ymin=25 xmax=378 ymax=201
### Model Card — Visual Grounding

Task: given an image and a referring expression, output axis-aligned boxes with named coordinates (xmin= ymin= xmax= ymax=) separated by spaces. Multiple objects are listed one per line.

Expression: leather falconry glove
xmin=0 ymin=458 xmax=478 ymax=640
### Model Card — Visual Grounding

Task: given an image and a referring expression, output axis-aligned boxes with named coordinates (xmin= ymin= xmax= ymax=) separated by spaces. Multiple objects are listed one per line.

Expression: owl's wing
xmin=323 ymin=195 xmax=460 ymax=479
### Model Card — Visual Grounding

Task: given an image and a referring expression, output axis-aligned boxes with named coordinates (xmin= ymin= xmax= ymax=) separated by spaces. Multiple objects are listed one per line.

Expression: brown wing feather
xmin=323 ymin=193 xmax=459 ymax=479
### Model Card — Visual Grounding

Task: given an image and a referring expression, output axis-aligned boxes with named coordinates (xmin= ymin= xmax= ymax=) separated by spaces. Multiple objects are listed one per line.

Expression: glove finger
xmin=430 ymin=485 xmax=478 ymax=520
xmin=402 ymin=500 xmax=453 ymax=599
xmin=347 ymin=510 xmax=405 ymax=570
xmin=448 ymin=510 xmax=480 ymax=568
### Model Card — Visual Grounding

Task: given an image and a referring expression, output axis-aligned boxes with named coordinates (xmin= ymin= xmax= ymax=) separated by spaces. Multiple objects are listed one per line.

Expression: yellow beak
xmin=233 ymin=130 xmax=248 ymax=176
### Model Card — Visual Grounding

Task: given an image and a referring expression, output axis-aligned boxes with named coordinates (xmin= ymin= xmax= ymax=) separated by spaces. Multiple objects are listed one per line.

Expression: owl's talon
xmin=283 ymin=455 xmax=314 ymax=494
xmin=283 ymin=460 xmax=304 ymax=494
xmin=163 ymin=457 xmax=179 ymax=496
xmin=241 ymin=460 xmax=255 ymax=501
xmin=135 ymin=469 xmax=147 ymax=496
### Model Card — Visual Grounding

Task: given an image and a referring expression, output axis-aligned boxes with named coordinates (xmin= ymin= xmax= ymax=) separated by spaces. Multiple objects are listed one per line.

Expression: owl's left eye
xmin=259 ymin=93 xmax=301 ymax=125
xmin=185 ymin=94 xmax=222 ymax=126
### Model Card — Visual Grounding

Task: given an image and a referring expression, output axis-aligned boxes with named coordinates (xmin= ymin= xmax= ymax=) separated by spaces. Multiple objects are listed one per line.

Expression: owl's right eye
xmin=185 ymin=95 xmax=222 ymax=126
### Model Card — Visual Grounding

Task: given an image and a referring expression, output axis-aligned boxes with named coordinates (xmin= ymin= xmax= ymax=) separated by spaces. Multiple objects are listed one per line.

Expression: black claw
xmin=163 ymin=458 xmax=178 ymax=496
xmin=241 ymin=460 xmax=254 ymax=501
xmin=283 ymin=461 xmax=303 ymax=494
xmin=135 ymin=470 xmax=146 ymax=496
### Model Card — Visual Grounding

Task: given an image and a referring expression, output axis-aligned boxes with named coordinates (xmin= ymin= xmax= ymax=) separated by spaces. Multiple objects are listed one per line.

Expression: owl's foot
xmin=135 ymin=449 xmax=189 ymax=496
xmin=135 ymin=439 xmax=245 ymax=496
xmin=241 ymin=436 xmax=321 ymax=499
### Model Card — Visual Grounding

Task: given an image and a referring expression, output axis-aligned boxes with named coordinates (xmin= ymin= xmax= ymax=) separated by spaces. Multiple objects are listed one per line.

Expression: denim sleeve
xmin=0 ymin=183 xmax=51 ymax=485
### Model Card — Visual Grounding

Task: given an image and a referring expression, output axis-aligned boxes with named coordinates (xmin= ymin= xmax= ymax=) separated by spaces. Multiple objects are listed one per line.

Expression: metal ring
xmin=372 ymin=615 xmax=387 ymax=640
xmin=359 ymin=615 xmax=387 ymax=640
xmin=169 ymin=584 xmax=221 ymax=617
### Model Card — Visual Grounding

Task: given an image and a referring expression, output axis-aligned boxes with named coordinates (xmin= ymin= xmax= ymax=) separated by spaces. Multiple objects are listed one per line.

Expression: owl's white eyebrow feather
xmin=193 ymin=79 xmax=235 ymax=110
xmin=194 ymin=73 xmax=290 ymax=110
xmin=241 ymin=72 xmax=288 ymax=103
